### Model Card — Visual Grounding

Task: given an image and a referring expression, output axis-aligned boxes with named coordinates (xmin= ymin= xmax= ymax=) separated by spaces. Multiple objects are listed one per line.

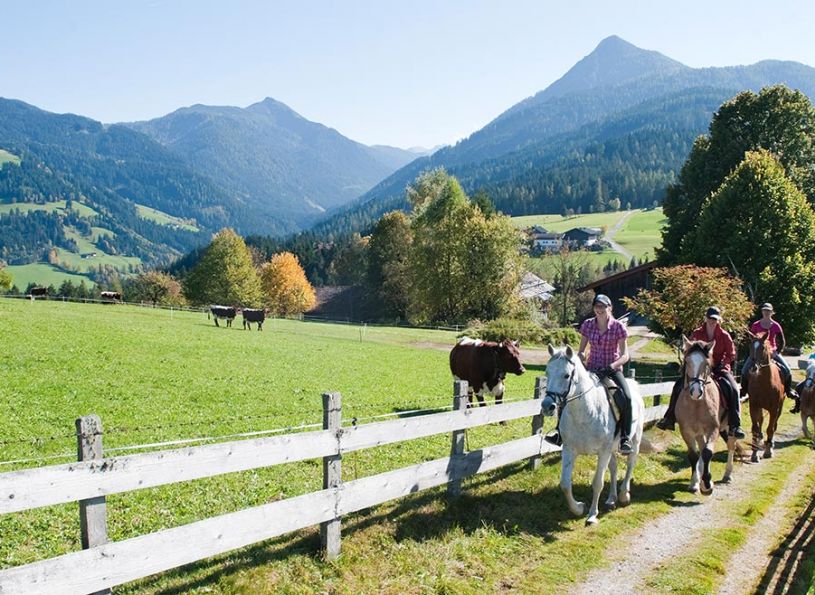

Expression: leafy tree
xmin=660 ymin=85 xmax=815 ymax=261
xmin=624 ymin=265 xmax=754 ymax=345
xmin=183 ymin=228 xmax=262 ymax=306
xmin=471 ymin=189 xmax=497 ymax=218
xmin=406 ymin=168 xmax=451 ymax=214
xmin=0 ymin=267 xmax=11 ymax=292
xmin=408 ymin=176 xmax=521 ymax=324
xmin=125 ymin=271 xmax=186 ymax=306
xmin=685 ymin=151 xmax=815 ymax=346
xmin=328 ymin=233 xmax=368 ymax=286
xmin=259 ymin=252 xmax=316 ymax=316
xmin=546 ymin=246 xmax=594 ymax=326
xmin=367 ymin=211 xmax=413 ymax=319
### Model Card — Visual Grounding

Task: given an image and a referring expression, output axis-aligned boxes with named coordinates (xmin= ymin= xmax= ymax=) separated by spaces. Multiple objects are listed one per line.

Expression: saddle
xmin=713 ymin=376 xmax=731 ymax=411
xmin=598 ymin=376 xmax=625 ymax=435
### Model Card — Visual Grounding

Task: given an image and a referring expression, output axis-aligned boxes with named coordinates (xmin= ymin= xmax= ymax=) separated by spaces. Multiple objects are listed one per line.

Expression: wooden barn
xmin=578 ymin=261 xmax=657 ymax=318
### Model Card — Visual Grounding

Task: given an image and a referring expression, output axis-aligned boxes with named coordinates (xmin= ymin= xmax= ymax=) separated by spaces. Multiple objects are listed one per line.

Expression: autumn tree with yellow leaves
xmin=260 ymin=252 xmax=317 ymax=316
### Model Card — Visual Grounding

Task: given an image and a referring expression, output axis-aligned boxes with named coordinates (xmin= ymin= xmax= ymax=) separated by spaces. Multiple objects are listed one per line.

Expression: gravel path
xmin=572 ymin=429 xmax=810 ymax=595
xmin=604 ymin=210 xmax=635 ymax=260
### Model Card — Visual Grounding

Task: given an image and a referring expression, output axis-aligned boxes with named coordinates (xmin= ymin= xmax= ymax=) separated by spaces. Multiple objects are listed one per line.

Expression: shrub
xmin=460 ymin=318 xmax=579 ymax=346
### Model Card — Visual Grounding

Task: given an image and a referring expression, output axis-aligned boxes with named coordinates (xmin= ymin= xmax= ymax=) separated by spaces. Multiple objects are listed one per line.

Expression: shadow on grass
xmin=127 ymin=459 xmax=691 ymax=594
xmin=753 ymin=494 xmax=815 ymax=595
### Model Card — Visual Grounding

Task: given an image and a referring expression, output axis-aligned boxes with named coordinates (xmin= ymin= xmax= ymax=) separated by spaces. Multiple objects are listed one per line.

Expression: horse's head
xmin=682 ymin=336 xmax=715 ymax=400
xmin=804 ymin=363 xmax=815 ymax=391
xmin=542 ymin=344 xmax=583 ymax=416
xmin=748 ymin=331 xmax=773 ymax=366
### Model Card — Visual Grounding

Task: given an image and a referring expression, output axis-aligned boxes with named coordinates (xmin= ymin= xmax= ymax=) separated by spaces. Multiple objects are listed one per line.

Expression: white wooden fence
xmin=0 ymin=376 xmax=672 ymax=595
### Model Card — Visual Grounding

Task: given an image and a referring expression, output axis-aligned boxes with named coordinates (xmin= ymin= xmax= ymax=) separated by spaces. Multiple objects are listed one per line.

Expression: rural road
xmin=604 ymin=210 xmax=635 ymax=260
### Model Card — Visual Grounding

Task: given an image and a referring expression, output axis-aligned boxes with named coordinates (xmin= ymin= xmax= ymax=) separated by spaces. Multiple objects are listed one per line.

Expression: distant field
xmin=135 ymin=203 xmax=199 ymax=232
xmin=3 ymin=263 xmax=96 ymax=289
xmin=614 ymin=209 xmax=667 ymax=259
xmin=0 ymin=149 xmax=21 ymax=167
xmin=0 ymin=199 xmax=98 ymax=219
xmin=58 ymin=227 xmax=141 ymax=272
xmin=512 ymin=210 xmax=628 ymax=232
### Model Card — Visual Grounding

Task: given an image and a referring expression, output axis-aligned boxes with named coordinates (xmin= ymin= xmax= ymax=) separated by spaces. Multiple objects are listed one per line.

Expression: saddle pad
xmin=600 ymin=377 xmax=623 ymax=425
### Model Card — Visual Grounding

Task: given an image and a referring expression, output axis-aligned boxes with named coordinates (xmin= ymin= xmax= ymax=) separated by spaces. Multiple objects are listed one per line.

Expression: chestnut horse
xmin=800 ymin=363 xmax=815 ymax=445
xmin=744 ymin=331 xmax=785 ymax=461
xmin=675 ymin=338 xmax=737 ymax=494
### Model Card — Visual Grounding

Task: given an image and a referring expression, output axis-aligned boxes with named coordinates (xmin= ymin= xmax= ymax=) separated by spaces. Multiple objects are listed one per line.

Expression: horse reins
xmin=545 ymin=365 xmax=603 ymax=412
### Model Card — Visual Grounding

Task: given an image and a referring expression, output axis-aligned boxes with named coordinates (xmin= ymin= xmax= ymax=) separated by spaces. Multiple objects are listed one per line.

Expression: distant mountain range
xmin=310 ymin=35 xmax=815 ymax=237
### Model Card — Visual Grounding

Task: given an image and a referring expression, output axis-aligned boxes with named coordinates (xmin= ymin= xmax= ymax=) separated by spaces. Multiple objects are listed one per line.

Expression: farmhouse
xmin=563 ymin=227 xmax=603 ymax=247
xmin=518 ymin=271 xmax=555 ymax=319
xmin=526 ymin=225 xmax=563 ymax=252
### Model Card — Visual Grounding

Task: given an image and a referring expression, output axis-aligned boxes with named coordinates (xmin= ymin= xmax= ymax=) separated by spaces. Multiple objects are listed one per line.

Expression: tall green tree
xmin=183 ymin=228 xmax=262 ymax=306
xmin=125 ymin=271 xmax=186 ymax=306
xmin=367 ymin=211 xmax=413 ymax=319
xmin=0 ymin=267 xmax=11 ymax=293
xmin=685 ymin=150 xmax=815 ymax=345
xmin=660 ymin=85 xmax=815 ymax=261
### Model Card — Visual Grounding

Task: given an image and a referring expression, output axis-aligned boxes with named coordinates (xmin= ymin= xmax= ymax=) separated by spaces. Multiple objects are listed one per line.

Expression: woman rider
xmin=545 ymin=293 xmax=634 ymax=455
xmin=740 ymin=303 xmax=800 ymax=412
xmin=656 ymin=306 xmax=745 ymax=439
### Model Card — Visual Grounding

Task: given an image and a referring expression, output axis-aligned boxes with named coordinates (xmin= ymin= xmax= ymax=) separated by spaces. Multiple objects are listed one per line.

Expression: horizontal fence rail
xmin=0 ymin=378 xmax=673 ymax=594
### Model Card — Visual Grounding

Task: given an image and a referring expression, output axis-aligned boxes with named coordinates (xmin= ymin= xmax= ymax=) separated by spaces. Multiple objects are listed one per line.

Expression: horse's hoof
xmin=763 ymin=450 xmax=773 ymax=459
xmin=573 ymin=502 xmax=585 ymax=517
xmin=603 ymin=500 xmax=617 ymax=511
xmin=689 ymin=485 xmax=700 ymax=494
xmin=701 ymin=486 xmax=713 ymax=496
xmin=618 ymin=493 xmax=631 ymax=506
xmin=586 ymin=516 xmax=599 ymax=526
xmin=720 ymin=475 xmax=732 ymax=484
xmin=751 ymin=453 xmax=760 ymax=463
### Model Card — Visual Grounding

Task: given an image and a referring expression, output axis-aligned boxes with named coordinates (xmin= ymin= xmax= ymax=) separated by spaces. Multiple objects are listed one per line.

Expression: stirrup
xmin=619 ymin=438 xmax=633 ymax=455
xmin=544 ymin=430 xmax=562 ymax=447
xmin=656 ymin=417 xmax=675 ymax=431
xmin=730 ymin=426 xmax=746 ymax=439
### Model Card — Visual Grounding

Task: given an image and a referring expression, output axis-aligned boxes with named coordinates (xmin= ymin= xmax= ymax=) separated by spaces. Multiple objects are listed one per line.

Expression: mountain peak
xmin=246 ymin=97 xmax=303 ymax=119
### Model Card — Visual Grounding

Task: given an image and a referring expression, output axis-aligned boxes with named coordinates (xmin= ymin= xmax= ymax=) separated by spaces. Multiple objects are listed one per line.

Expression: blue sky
xmin=2 ymin=1 xmax=814 ymax=148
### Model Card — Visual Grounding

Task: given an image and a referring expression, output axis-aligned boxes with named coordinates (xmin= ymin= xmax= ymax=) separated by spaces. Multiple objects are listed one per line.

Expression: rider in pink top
xmin=740 ymin=303 xmax=799 ymax=411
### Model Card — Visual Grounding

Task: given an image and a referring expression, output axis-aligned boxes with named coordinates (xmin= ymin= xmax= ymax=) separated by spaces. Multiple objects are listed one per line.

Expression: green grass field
xmin=0 ymin=149 xmax=21 ymax=167
xmin=3 ymin=263 xmax=96 ymax=289
xmin=0 ymin=299 xmax=808 ymax=593
xmin=512 ymin=210 xmax=629 ymax=233
xmin=135 ymin=203 xmax=200 ymax=232
xmin=614 ymin=209 xmax=667 ymax=260
xmin=0 ymin=199 xmax=98 ymax=218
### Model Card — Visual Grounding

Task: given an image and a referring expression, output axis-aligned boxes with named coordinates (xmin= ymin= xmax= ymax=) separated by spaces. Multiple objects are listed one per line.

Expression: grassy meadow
xmin=3 ymin=263 xmax=97 ymax=289
xmin=0 ymin=149 xmax=21 ymax=167
xmin=0 ymin=298 xmax=810 ymax=593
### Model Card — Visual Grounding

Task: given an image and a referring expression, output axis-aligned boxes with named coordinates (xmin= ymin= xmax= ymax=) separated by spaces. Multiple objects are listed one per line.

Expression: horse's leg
xmin=699 ymin=436 xmax=714 ymax=495
xmin=722 ymin=434 xmax=736 ymax=483
xmin=586 ymin=450 xmax=613 ymax=525
xmin=560 ymin=447 xmax=585 ymax=517
xmin=618 ymin=438 xmax=640 ymax=506
xmin=680 ymin=427 xmax=700 ymax=493
xmin=750 ymin=402 xmax=763 ymax=463
xmin=765 ymin=403 xmax=781 ymax=459
xmin=604 ymin=454 xmax=618 ymax=511
xmin=802 ymin=411 xmax=810 ymax=439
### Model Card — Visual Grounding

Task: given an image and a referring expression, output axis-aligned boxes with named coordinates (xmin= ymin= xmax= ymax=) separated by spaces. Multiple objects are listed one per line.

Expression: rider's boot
xmin=727 ymin=387 xmax=746 ymax=439
xmin=656 ymin=382 xmax=681 ymax=431
xmin=785 ymin=373 xmax=801 ymax=413
xmin=619 ymin=397 xmax=633 ymax=455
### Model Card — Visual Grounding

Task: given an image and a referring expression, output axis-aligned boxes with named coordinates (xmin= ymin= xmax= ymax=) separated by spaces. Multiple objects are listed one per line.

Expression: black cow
xmin=210 ymin=305 xmax=236 ymax=328
xmin=449 ymin=337 xmax=525 ymax=406
xmin=242 ymin=308 xmax=265 ymax=330
xmin=29 ymin=286 xmax=47 ymax=301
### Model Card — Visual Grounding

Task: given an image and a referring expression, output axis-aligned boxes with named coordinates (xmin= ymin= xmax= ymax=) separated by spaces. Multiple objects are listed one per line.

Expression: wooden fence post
xmin=529 ymin=377 xmax=546 ymax=469
xmin=76 ymin=414 xmax=111 ymax=595
xmin=448 ymin=380 xmax=468 ymax=498
xmin=627 ymin=368 xmax=636 ymax=380
xmin=654 ymin=370 xmax=662 ymax=405
xmin=320 ymin=392 xmax=342 ymax=560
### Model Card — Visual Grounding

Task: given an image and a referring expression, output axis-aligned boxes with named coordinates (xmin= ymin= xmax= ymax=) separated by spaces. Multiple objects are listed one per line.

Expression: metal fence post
xmin=448 ymin=380 xmax=468 ymax=498
xmin=76 ymin=414 xmax=111 ymax=595
xmin=529 ymin=377 xmax=546 ymax=469
xmin=321 ymin=392 xmax=342 ymax=560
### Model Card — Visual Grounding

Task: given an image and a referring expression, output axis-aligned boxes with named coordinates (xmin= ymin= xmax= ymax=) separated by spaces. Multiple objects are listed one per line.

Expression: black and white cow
xmin=242 ymin=308 xmax=265 ymax=331
xmin=29 ymin=286 xmax=48 ymax=301
xmin=210 ymin=305 xmax=237 ymax=328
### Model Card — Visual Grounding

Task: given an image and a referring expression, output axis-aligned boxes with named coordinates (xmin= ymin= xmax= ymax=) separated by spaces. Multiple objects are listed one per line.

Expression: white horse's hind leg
xmin=560 ymin=447 xmax=585 ymax=517
xmin=604 ymin=454 xmax=618 ymax=511
xmin=802 ymin=413 xmax=811 ymax=439
xmin=586 ymin=450 xmax=613 ymax=525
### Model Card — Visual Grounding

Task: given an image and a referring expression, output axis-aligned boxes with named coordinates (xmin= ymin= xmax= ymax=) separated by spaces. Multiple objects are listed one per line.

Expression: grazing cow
xmin=100 ymin=291 xmax=122 ymax=303
xmin=210 ymin=305 xmax=237 ymax=328
xmin=449 ymin=337 xmax=525 ymax=406
xmin=242 ymin=308 xmax=266 ymax=331
xmin=29 ymin=286 xmax=47 ymax=301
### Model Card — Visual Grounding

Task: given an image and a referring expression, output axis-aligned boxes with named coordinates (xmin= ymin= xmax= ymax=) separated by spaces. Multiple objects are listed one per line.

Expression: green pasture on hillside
xmin=0 ymin=199 xmax=98 ymax=219
xmin=135 ymin=202 xmax=200 ymax=232
xmin=614 ymin=209 xmax=667 ymax=260
xmin=0 ymin=149 xmax=21 ymax=167
xmin=0 ymin=298 xmax=808 ymax=593
xmin=512 ymin=210 xmax=629 ymax=233
xmin=3 ymin=263 xmax=96 ymax=289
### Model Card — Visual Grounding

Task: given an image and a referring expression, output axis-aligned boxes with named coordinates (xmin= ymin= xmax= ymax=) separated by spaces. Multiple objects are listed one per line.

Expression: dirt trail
xmin=572 ymin=429 xmax=814 ymax=595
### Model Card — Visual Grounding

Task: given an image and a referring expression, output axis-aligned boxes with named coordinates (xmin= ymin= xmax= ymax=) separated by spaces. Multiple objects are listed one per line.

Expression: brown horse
xmin=800 ymin=363 xmax=815 ymax=445
xmin=675 ymin=338 xmax=737 ymax=494
xmin=744 ymin=331 xmax=785 ymax=461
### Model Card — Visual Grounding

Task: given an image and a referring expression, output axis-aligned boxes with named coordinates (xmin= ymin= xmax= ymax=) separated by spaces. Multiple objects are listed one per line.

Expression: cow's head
xmin=497 ymin=339 xmax=525 ymax=375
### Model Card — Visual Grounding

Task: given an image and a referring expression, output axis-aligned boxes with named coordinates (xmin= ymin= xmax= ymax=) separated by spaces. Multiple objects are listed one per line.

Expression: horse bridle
xmin=683 ymin=348 xmax=712 ymax=393
xmin=545 ymin=363 xmax=599 ymax=412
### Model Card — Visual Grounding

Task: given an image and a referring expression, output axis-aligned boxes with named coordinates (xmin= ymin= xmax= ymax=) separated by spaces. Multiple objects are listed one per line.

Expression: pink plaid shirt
xmin=580 ymin=316 xmax=628 ymax=371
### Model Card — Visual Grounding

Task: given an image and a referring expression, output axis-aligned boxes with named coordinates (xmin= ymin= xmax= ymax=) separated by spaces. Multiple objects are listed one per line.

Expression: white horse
xmin=542 ymin=345 xmax=645 ymax=525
